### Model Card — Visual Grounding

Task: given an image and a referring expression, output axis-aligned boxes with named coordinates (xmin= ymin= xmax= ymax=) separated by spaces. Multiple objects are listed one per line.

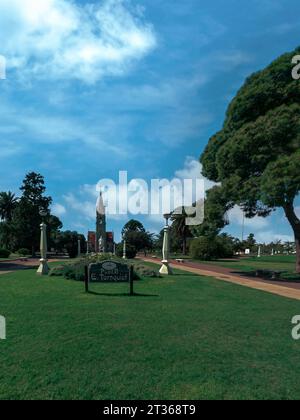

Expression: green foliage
xmin=0 ymin=173 xmax=64 ymax=254
xmin=115 ymin=243 xmax=137 ymax=259
xmin=154 ymin=227 xmax=182 ymax=254
xmin=8 ymin=172 xmax=56 ymax=254
xmin=121 ymin=219 xmax=145 ymax=237
xmin=50 ymin=255 xmax=159 ymax=281
xmin=171 ymin=208 xmax=193 ymax=255
xmin=17 ymin=248 xmax=30 ymax=256
xmin=0 ymin=192 xmax=18 ymax=222
xmin=121 ymin=220 xmax=154 ymax=255
xmin=0 ymin=248 xmax=10 ymax=258
xmin=53 ymin=231 xmax=86 ymax=258
xmin=131 ymin=263 xmax=160 ymax=279
xmin=190 ymin=235 xmax=234 ymax=261
xmin=201 ymin=47 xmax=300 ymax=208
xmin=200 ymin=47 xmax=300 ymax=271
xmin=192 ymin=186 xmax=231 ymax=237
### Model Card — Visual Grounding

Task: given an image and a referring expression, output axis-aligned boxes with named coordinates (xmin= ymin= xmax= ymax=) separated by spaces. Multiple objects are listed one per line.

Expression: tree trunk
xmin=182 ymin=236 xmax=187 ymax=256
xmin=296 ymin=235 xmax=300 ymax=274
xmin=283 ymin=203 xmax=300 ymax=274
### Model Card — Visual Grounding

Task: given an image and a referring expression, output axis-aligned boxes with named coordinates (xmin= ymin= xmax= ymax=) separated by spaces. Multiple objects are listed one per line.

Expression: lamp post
xmin=37 ymin=208 xmax=49 ymax=276
xmin=159 ymin=213 xmax=173 ymax=275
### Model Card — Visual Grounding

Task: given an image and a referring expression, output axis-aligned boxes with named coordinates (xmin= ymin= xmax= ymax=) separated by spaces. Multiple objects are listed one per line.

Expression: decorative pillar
xmin=159 ymin=214 xmax=173 ymax=275
xmin=37 ymin=222 xmax=49 ymax=275
xmin=258 ymin=246 xmax=261 ymax=258
xmin=78 ymin=239 xmax=81 ymax=258
xmin=123 ymin=239 xmax=126 ymax=259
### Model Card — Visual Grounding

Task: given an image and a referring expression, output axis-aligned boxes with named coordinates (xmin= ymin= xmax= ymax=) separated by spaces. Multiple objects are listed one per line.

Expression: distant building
xmin=87 ymin=192 xmax=114 ymax=253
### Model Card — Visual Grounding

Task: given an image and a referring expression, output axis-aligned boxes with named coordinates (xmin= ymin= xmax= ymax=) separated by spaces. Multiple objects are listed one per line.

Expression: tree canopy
xmin=200 ymin=47 xmax=300 ymax=272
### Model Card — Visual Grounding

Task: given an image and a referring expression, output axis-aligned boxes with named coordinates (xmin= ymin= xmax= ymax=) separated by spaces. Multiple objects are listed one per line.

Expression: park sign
xmin=84 ymin=260 xmax=134 ymax=295
xmin=89 ymin=261 xmax=130 ymax=283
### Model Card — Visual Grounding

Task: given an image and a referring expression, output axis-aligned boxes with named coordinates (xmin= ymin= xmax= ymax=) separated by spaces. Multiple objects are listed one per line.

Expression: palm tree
xmin=0 ymin=191 xmax=18 ymax=222
xmin=171 ymin=207 xmax=192 ymax=256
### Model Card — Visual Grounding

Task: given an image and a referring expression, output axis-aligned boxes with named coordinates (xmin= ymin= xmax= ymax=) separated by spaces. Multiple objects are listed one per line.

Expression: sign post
xmin=130 ymin=265 xmax=134 ymax=296
xmin=85 ymin=261 xmax=134 ymax=295
xmin=84 ymin=265 xmax=89 ymax=293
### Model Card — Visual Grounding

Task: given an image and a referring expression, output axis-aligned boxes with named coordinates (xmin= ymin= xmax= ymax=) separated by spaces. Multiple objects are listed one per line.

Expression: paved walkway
xmin=141 ymin=257 xmax=300 ymax=301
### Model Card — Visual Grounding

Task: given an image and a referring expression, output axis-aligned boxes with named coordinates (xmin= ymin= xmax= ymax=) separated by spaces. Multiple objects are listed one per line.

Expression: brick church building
xmin=87 ymin=192 xmax=114 ymax=253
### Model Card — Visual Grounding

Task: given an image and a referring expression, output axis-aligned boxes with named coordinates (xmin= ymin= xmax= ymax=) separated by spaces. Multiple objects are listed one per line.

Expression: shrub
xmin=115 ymin=243 xmax=137 ymax=259
xmin=17 ymin=248 xmax=30 ymax=257
xmin=48 ymin=265 xmax=65 ymax=277
xmin=133 ymin=264 xmax=160 ymax=279
xmin=48 ymin=255 xmax=159 ymax=281
xmin=190 ymin=236 xmax=234 ymax=261
xmin=0 ymin=248 xmax=10 ymax=258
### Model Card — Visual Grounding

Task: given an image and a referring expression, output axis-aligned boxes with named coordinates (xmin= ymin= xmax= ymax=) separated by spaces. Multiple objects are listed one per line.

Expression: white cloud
xmin=0 ymin=100 xmax=134 ymax=156
xmin=255 ymin=231 xmax=294 ymax=244
xmin=0 ymin=140 xmax=23 ymax=158
xmin=228 ymin=205 xmax=270 ymax=229
xmin=62 ymin=156 xmax=212 ymax=229
xmin=175 ymin=156 xmax=217 ymax=192
xmin=0 ymin=0 xmax=156 ymax=83
xmin=64 ymin=193 xmax=96 ymax=220
xmin=52 ymin=203 xmax=66 ymax=217
xmin=216 ymin=51 xmax=253 ymax=67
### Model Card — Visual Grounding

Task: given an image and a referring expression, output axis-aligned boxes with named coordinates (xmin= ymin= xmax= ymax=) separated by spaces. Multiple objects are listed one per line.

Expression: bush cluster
xmin=190 ymin=236 xmax=234 ymax=261
xmin=17 ymin=248 xmax=30 ymax=256
xmin=0 ymin=248 xmax=10 ymax=258
xmin=48 ymin=255 xmax=160 ymax=281
xmin=115 ymin=243 xmax=137 ymax=259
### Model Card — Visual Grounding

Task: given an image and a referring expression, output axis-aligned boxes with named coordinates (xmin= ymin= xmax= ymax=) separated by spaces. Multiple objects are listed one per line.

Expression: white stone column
xmin=159 ymin=217 xmax=173 ymax=275
xmin=123 ymin=240 xmax=126 ymax=259
xmin=258 ymin=246 xmax=261 ymax=258
xmin=37 ymin=222 xmax=49 ymax=275
xmin=78 ymin=239 xmax=81 ymax=258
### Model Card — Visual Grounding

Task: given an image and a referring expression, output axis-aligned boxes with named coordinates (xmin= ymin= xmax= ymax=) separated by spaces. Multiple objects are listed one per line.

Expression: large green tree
xmin=0 ymin=192 xmax=18 ymax=250
xmin=13 ymin=172 xmax=53 ymax=255
xmin=201 ymin=48 xmax=300 ymax=272
xmin=122 ymin=220 xmax=154 ymax=255
xmin=53 ymin=231 xmax=86 ymax=258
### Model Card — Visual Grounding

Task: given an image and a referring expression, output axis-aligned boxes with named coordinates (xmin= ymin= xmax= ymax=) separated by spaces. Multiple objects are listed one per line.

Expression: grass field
xmin=195 ymin=255 xmax=300 ymax=281
xmin=1 ymin=264 xmax=300 ymax=400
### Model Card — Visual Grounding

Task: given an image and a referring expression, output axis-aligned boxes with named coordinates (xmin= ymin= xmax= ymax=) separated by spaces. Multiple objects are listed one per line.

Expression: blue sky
xmin=0 ymin=0 xmax=299 ymax=243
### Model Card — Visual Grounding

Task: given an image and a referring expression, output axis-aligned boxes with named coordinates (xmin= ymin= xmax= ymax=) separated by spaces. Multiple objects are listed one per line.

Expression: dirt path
xmin=141 ymin=257 xmax=300 ymax=301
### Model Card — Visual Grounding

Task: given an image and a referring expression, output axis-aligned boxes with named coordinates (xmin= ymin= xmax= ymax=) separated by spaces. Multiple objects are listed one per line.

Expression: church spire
xmin=96 ymin=191 xmax=105 ymax=216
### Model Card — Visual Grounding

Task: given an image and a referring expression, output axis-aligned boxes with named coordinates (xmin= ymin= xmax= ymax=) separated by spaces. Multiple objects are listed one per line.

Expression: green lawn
xmin=1 ymin=265 xmax=300 ymax=400
xmin=194 ymin=255 xmax=300 ymax=281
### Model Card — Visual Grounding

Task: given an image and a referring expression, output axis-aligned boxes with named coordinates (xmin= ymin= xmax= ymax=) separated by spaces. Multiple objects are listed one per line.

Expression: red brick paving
xmin=140 ymin=257 xmax=300 ymax=301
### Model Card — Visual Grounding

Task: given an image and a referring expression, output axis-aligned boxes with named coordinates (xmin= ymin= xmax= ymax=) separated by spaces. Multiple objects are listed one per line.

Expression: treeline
xmin=0 ymin=172 xmax=85 ymax=258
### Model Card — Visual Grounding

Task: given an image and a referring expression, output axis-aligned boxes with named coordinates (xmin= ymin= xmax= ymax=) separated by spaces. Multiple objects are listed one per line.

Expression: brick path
xmin=141 ymin=257 xmax=300 ymax=301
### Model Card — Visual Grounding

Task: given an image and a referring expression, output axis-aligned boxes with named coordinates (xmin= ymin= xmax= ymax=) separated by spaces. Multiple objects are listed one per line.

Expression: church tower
xmin=96 ymin=191 xmax=107 ymax=253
